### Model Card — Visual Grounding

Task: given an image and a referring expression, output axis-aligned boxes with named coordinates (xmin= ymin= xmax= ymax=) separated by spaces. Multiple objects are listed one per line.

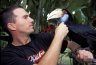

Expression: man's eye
xmin=24 ymin=16 xmax=27 ymax=19
xmin=23 ymin=15 xmax=29 ymax=19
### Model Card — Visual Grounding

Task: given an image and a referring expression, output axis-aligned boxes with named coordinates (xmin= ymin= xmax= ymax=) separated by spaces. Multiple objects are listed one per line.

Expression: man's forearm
xmin=67 ymin=41 xmax=81 ymax=52
xmin=37 ymin=36 xmax=63 ymax=65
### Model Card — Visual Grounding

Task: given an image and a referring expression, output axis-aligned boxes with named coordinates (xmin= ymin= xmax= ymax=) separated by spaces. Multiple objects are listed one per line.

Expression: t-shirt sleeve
xmin=1 ymin=52 xmax=33 ymax=65
xmin=38 ymin=32 xmax=68 ymax=52
xmin=38 ymin=32 xmax=54 ymax=50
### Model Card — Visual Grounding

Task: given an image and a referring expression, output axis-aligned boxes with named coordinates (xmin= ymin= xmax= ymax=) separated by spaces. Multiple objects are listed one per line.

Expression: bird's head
xmin=47 ymin=8 xmax=73 ymax=24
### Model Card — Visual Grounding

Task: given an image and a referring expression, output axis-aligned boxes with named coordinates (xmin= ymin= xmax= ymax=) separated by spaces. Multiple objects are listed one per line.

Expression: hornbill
xmin=47 ymin=8 xmax=96 ymax=58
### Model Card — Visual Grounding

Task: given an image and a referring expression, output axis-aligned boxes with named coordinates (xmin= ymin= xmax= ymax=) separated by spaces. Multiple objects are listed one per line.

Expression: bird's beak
xmin=47 ymin=8 xmax=63 ymax=21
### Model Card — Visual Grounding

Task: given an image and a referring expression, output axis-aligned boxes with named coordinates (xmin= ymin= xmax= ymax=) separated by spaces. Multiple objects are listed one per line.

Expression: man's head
xmin=0 ymin=6 xmax=34 ymax=35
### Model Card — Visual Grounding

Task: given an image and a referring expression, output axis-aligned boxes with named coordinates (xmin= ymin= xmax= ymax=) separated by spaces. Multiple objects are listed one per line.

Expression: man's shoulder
xmin=1 ymin=44 xmax=16 ymax=53
xmin=1 ymin=44 xmax=26 ymax=58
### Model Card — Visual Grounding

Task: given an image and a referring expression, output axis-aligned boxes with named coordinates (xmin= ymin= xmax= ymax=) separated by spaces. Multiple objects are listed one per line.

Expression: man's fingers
xmin=55 ymin=22 xmax=69 ymax=40
xmin=77 ymin=50 xmax=93 ymax=62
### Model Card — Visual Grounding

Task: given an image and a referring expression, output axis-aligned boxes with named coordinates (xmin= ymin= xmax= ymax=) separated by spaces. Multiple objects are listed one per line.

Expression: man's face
xmin=13 ymin=8 xmax=34 ymax=34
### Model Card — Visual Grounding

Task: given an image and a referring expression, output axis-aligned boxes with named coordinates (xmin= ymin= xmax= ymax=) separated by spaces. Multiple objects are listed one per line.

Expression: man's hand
xmin=76 ymin=50 xmax=93 ymax=62
xmin=55 ymin=23 xmax=69 ymax=40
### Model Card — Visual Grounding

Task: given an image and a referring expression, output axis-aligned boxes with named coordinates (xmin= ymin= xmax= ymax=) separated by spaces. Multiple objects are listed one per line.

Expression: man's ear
xmin=7 ymin=23 xmax=16 ymax=31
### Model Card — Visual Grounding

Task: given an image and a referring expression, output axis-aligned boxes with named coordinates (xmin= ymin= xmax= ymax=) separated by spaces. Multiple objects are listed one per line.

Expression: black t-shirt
xmin=1 ymin=32 xmax=68 ymax=65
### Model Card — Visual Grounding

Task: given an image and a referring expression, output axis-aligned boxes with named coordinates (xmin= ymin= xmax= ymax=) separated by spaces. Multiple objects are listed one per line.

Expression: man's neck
xmin=12 ymin=33 xmax=31 ymax=46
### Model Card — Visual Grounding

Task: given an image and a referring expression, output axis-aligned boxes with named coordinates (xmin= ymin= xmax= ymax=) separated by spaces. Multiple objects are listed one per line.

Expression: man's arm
xmin=67 ymin=41 xmax=93 ymax=62
xmin=34 ymin=23 xmax=68 ymax=65
xmin=67 ymin=41 xmax=81 ymax=52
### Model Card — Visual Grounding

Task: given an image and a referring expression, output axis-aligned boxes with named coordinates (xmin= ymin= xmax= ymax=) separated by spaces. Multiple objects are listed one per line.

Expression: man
xmin=1 ymin=6 xmax=93 ymax=65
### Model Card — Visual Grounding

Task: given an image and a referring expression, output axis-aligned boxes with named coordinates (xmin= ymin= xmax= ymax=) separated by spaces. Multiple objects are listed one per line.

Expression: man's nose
xmin=29 ymin=17 xmax=34 ymax=23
